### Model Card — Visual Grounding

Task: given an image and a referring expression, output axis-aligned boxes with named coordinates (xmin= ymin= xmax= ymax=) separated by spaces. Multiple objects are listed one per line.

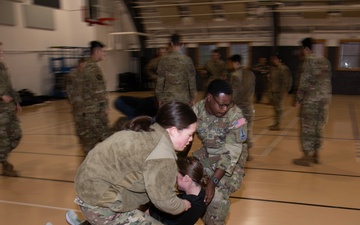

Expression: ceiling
xmin=109 ymin=0 xmax=360 ymax=47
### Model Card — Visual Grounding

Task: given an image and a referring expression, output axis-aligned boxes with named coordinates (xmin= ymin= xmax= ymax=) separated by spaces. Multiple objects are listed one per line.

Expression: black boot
xmin=313 ymin=151 xmax=320 ymax=164
xmin=293 ymin=153 xmax=312 ymax=167
xmin=2 ymin=161 xmax=19 ymax=177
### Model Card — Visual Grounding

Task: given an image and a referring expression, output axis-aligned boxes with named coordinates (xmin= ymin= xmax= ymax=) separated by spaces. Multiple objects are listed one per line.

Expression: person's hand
xmin=1 ymin=95 xmax=13 ymax=103
xmin=15 ymin=104 xmax=22 ymax=113
xmin=189 ymin=100 xmax=195 ymax=107
xmin=204 ymin=182 xmax=216 ymax=204
xmin=182 ymin=199 xmax=191 ymax=211
xmin=294 ymin=102 xmax=300 ymax=108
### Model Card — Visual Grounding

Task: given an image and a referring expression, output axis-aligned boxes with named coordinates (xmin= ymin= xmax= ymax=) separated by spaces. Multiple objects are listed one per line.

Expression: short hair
xmin=212 ymin=49 xmax=220 ymax=54
xmin=155 ymin=101 xmax=197 ymax=131
xmin=90 ymin=41 xmax=105 ymax=54
xmin=301 ymin=37 xmax=313 ymax=50
xmin=177 ymin=156 xmax=208 ymax=187
xmin=78 ymin=57 xmax=86 ymax=65
xmin=171 ymin=34 xmax=181 ymax=46
xmin=274 ymin=54 xmax=282 ymax=61
xmin=230 ymin=54 xmax=242 ymax=63
xmin=207 ymin=79 xmax=233 ymax=97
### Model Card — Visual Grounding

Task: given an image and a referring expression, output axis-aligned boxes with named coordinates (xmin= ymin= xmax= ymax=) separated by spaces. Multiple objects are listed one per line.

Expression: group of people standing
xmin=0 ymin=35 xmax=332 ymax=225
xmin=66 ymin=35 xmax=331 ymax=225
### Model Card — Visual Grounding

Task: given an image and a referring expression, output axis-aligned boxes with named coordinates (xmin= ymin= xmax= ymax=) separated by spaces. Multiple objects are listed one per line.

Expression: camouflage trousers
xmin=193 ymin=147 xmax=247 ymax=225
xmin=0 ymin=111 xmax=22 ymax=161
xmin=72 ymin=109 xmax=85 ymax=142
xmin=79 ymin=205 xmax=163 ymax=225
xmin=271 ymin=92 xmax=285 ymax=125
xmin=238 ymin=106 xmax=253 ymax=149
xmin=80 ymin=111 xmax=111 ymax=154
xmin=300 ymin=103 xmax=329 ymax=153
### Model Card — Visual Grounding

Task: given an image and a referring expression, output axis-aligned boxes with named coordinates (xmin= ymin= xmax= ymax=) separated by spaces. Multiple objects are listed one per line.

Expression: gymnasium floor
xmin=1 ymin=92 xmax=360 ymax=225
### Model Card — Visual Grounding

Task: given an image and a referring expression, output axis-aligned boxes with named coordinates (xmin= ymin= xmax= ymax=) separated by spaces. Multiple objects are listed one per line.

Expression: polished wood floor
xmin=1 ymin=92 xmax=360 ymax=225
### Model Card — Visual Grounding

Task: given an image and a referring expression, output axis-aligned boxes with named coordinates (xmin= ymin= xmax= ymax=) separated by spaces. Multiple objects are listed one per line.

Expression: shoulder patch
xmin=233 ymin=118 xmax=246 ymax=129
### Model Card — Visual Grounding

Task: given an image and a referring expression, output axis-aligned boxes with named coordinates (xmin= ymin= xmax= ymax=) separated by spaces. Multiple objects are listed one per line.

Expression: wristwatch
xmin=211 ymin=176 xmax=220 ymax=186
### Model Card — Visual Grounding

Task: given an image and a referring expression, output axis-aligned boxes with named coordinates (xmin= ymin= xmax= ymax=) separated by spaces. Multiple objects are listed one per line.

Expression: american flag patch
xmin=233 ymin=118 xmax=246 ymax=128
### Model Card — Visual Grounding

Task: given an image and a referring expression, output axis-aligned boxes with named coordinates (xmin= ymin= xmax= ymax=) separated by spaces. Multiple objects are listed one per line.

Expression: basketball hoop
xmin=83 ymin=3 xmax=116 ymax=26
xmin=85 ymin=17 xmax=116 ymax=26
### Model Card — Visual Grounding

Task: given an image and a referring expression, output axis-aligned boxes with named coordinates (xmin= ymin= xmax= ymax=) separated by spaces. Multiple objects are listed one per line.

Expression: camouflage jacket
xmin=192 ymin=99 xmax=247 ymax=176
xmin=296 ymin=53 xmax=332 ymax=104
xmin=0 ymin=62 xmax=21 ymax=112
xmin=204 ymin=59 xmax=226 ymax=80
xmin=82 ymin=58 xmax=108 ymax=112
xmin=75 ymin=123 xmax=185 ymax=214
xmin=229 ymin=68 xmax=255 ymax=108
xmin=156 ymin=50 xmax=197 ymax=104
xmin=269 ymin=64 xmax=291 ymax=94
xmin=144 ymin=56 xmax=162 ymax=80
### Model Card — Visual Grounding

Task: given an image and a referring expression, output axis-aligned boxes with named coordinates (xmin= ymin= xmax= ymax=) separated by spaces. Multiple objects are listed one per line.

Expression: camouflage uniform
xmin=252 ymin=62 xmax=270 ymax=103
xmin=204 ymin=59 xmax=226 ymax=87
xmin=74 ymin=123 xmax=185 ymax=225
xmin=192 ymin=99 xmax=248 ymax=225
xmin=0 ymin=62 xmax=22 ymax=174
xmin=144 ymin=57 xmax=162 ymax=80
xmin=296 ymin=53 xmax=332 ymax=160
xmin=229 ymin=68 xmax=255 ymax=150
xmin=156 ymin=50 xmax=197 ymax=105
xmin=269 ymin=64 xmax=291 ymax=129
xmin=81 ymin=58 xmax=110 ymax=153
xmin=65 ymin=68 xmax=85 ymax=144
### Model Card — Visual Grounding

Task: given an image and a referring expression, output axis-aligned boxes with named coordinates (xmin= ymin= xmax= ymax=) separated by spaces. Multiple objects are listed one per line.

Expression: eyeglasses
xmin=211 ymin=94 xmax=234 ymax=109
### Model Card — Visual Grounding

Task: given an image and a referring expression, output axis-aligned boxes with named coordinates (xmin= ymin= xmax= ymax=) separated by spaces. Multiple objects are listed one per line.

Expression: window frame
xmin=337 ymin=39 xmax=360 ymax=71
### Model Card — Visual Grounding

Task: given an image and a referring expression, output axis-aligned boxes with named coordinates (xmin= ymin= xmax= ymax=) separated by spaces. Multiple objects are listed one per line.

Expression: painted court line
xmin=0 ymin=199 xmax=80 ymax=212
xmin=261 ymin=117 xmax=299 ymax=156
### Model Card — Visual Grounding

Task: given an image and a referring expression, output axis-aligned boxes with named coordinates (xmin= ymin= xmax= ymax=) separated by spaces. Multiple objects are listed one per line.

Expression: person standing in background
xmin=229 ymin=54 xmax=256 ymax=161
xmin=65 ymin=57 xmax=87 ymax=146
xmin=144 ymin=47 xmax=168 ymax=81
xmin=80 ymin=41 xmax=111 ymax=154
xmin=156 ymin=34 xmax=197 ymax=107
xmin=293 ymin=37 xmax=332 ymax=166
xmin=200 ymin=49 xmax=227 ymax=88
xmin=0 ymin=42 xmax=22 ymax=176
xmin=252 ymin=57 xmax=270 ymax=104
xmin=268 ymin=55 xmax=291 ymax=131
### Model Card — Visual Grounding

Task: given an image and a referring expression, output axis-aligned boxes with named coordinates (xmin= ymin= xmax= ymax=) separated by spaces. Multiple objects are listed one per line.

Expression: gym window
xmin=338 ymin=40 xmax=360 ymax=70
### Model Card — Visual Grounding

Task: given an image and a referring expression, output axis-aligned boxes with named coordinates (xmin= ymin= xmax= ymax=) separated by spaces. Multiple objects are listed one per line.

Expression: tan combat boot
xmin=312 ymin=151 xmax=320 ymax=164
xmin=293 ymin=153 xmax=313 ymax=167
xmin=2 ymin=161 xmax=19 ymax=177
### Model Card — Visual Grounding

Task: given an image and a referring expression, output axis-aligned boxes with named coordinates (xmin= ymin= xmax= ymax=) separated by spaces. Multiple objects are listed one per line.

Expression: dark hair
xmin=171 ymin=34 xmax=181 ymax=46
xmin=155 ymin=101 xmax=197 ymax=130
xmin=273 ymin=54 xmax=282 ymax=61
xmin=90 ymin=41 xmax=105 ymax=54
xmin=207 ymin=79 xmax=233 ymax=97
xmin=212 ymin=49 xmax=220 ymax=54
xmin=78 ymin=57 xmax=86 ymax=65
xmin=177 ymin=156 xmax=208 ymax=187
xmin=301 ymin=37 xmax=313 ymax=50
xmin=230 ymin=54 xmax=242 ymax=63
xmin=123 ymin=116 xmax=154 ymax=132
